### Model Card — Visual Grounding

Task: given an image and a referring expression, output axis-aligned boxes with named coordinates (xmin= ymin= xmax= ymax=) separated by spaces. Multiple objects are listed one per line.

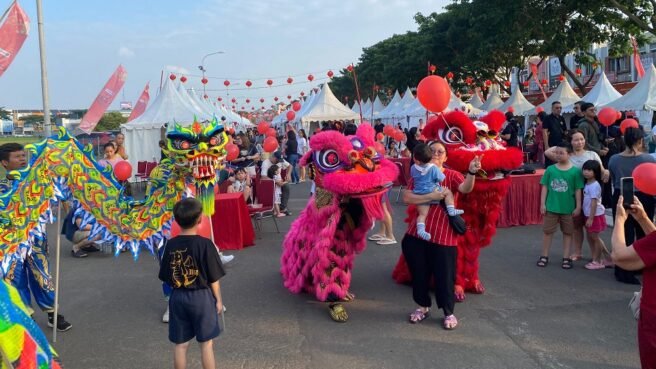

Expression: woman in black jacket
xmin=285 ymin=130 xmax=299 ymax=184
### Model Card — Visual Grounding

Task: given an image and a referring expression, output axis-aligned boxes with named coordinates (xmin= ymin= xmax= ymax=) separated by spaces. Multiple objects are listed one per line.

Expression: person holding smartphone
xmin=608 ymin=127 xmax=656 ymax=284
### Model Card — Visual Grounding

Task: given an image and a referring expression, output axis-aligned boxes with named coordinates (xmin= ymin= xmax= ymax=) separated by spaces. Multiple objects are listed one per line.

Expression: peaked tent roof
xmin=563 ymin=72 xmax=621 ymax=113
xmin=300 ymin=83 xmax=361 ymax=123
xmin=447 ymin=91 xmax=483 ymax=116
xmin=499 ymin=86 xmax=535 ymax=116
xmin=467 ymin=93 xmax=485 ymax=108
xmin=480 ymin=90 xmax=504 ymax=111
xmin=604 ymin=64 xmax=656 ymax=112
xmin=389 ymin=87 xmax=416 ymax=117
xmin=379 ymin=90 xmax=402 ymax=119
xmin=365 ymin=96 xmax=385 ymax=120
xmin=175 ymin=84 xmax=213 ymax=121
xmin=360 ymin=98 xmax=372 ymax=117
xmin=526 ymin=78 xmax=581 ymax=115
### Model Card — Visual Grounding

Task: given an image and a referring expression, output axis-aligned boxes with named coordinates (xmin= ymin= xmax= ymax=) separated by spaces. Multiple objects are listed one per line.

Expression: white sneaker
xmin=220 ymin=253 xmax=234 ymax=264
xmin=162 ymin=306 xmax=169 ymax=323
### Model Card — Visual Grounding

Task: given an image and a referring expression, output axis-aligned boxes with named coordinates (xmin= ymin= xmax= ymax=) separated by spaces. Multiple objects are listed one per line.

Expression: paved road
xmin=39 ymin=182 xmax=641 ymax=369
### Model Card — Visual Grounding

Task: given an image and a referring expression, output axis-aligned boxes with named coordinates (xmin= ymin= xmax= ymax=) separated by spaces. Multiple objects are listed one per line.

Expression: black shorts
xmin=169 ymin=288 xmax=220 ymax=344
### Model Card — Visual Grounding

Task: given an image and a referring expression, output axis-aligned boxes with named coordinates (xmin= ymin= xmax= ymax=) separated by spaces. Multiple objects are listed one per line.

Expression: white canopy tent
xmin=563 ymin=72 xmax=621 ymax=113
xmin=363 ymin=96 xmax=385 ymax=122
xmin=467 ymin=93 xmax=485 ymax=109
xmin=379 ymin=90 xmax=402 ymax=121
xmin=360 ymin=98 xmax=372 ymax=117
xmin=604 ymin=64 xmax=656 ymax=112
xmin=499 ymin=86 xmax=535 ymax=116
xmin=388 ymin=87 xmax=416 ymax=123
xmin=480 ymin=90 xmax=504 ymax=111
xmin=447 ymin=91 xmax=483 ymax=116
xmin=298 ymin=83 xmax=361 ymax=128
xmin=526 ymin=79 xmax=581 ymax=115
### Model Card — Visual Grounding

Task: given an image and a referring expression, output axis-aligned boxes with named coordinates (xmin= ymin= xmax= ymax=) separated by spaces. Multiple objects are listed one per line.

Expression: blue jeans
xmin=6 ymin=239 xmax=55 ymax=314
xmin=288 ymin=153 xmax=300 ymax=183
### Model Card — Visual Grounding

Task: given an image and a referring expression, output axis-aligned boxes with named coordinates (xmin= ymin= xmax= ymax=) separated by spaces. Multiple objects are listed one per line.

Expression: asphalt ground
xmin=35 ymin=182 xmax=642 ymax=369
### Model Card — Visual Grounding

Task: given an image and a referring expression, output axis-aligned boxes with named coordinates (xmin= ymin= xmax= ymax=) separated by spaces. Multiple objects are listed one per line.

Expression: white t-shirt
xmin=261 ymin=158 xmax=290 ymax=177
xmin=569 ymin=150 xmax=601 ymax=169
xmin=582 ymin=181 xmax=605 ymax=217
xmin=297 ymin=137 xmax=308 ymax=155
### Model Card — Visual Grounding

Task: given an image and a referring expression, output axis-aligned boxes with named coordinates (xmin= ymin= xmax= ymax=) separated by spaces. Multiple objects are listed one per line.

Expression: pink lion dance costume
xmin=281 ymin=124 xmax=398 ymax=322
xmin=393 ymin=110 xmax=523 ymax=301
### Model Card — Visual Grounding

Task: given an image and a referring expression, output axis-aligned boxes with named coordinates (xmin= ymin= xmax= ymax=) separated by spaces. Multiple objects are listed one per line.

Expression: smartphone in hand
xmin=621 ymin=177 xmax=634 ymax=209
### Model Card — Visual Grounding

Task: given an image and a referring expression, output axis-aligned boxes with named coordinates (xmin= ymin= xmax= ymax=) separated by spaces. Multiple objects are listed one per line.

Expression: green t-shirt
xmin=540 ymin=164 xmax=584 ymax=214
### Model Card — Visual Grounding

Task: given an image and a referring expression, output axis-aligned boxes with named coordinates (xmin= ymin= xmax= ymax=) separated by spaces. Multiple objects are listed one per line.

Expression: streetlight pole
xmin=36 ymin=0 xmax=52 ymax=137
xmin=198 ymin=51 xmax=225 ymax=96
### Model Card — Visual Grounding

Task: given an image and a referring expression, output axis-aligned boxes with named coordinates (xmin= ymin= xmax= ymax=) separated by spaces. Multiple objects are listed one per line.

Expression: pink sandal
xmin=443 ymin=315 xmax=458 ymax=330
xmin=409 ymin=308 xmax=429 ymax=324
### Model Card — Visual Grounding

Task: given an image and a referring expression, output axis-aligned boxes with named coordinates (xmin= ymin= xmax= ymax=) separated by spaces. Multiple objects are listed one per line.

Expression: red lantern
xmin=223 ymin=80 xmax=230 ymax=87
xmin=201 ymin=77 xmax=208 ymax=85
xmin=245 ymin=80 xmax=252 ymax=87
xmin=466 ymin=76 xmax=473 ymax=85
xmin=287 ymin=95 xmax=292 ymax=100
xmin=246 ymin=99 xmax=250 ymax=103
xmin=446 ymin=72 xmax=454 ymax=80
xmin=263 ymin=137 xmax=279 ymax=152
xmin=507 ymin=106 xmax=515 ymax=113
xmin=241 ymin=106 xmax=244 ymax=110
xmin=231 ymin=98 xmax=236 ymax=103
xmin=575 ymin=67 xmax=582 ymax=76
xmin=347 ymin=65 xmax=354 ymax=72
xmin=266 ymin=127 xmax=277 ymax=137
xmin=225 ymin=143 xmax=239 ymax=161
xmin=274 ymin=97 xmax=279 ymax=102
xmin=300 ymin=91 xmax=305 ymax=97
xmin=541 ymin=79 xmax=548 ymax=86
xmin=633 ymin=163 xmax=656 ymax=195
xmin=308 ymin=74 xmax=314 ymax=82
xmin=485 ymin=80 xmax=492 ymax=87
xmin=558 ymin=75 xmax=565 ymax=81
xmin=251 ymin=107 xmax=255 ymax=110
xmin=217 ymin=97 xmax=222 ymax=101
xmin=260 ymin=98 xmax=264 ymax=103
xmin=286 ymin=111 xmax=296 ymax=121
xmin=266 ymin=79 xmax=273 ymax=86
xmin=203 ymin=94 xmax=208 ymax=99
xmin=416 ymin=75 xmax=451 ymax=113
xmin=523 ymin=81 xmax=529 ymax=87
xmin=430 ymin=65 xmax=437 ymax=74
xmin=169 ymin=74 xmax=176 ymax=81
xmin=257 ymin=121 xmax=270 ymax=134
xmin=327 ymin=70 xmax=334 ymax=78
xmin=287 ymin=77 xmax=293 ymax=84
xmin=598 ymin=107 xmax=618 ymax=127
xmin=504 ymin=81 xmax=511 ymax=87
xmin=292 ymin=102 xmax=301 ymax=112
xmin=620 ymin=118 xmax=640 ymax=134
xmin=536 ymin=106 xmax=545 ymax=113
xmin=114 ymin=161 xmax=132 ymax=181
xmin=180 ymin=76 xmax=187 ymax=83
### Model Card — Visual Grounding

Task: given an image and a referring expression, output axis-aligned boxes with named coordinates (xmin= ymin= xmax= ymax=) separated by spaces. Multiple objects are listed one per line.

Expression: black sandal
xmin=536 ymin=256 xmax=549 ymax=267
xmin=561 ymin=258 xmax=573 ymax=269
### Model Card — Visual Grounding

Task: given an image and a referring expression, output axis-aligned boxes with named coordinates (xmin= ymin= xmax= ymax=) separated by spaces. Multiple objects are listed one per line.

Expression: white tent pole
xmin=52 ymin=203 xmax=62 ymax=342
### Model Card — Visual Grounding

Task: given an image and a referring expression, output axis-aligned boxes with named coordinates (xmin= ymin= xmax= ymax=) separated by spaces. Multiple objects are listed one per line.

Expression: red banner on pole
xmin=127 ymin=82 xmax=150 ymax=122
xmin=631 ymin=35 xmax=645 ymax=79
xmin=79 ymin=65 xmax=128 ymax=133
xmin=0 ymin=1 xmax=30 ymax=77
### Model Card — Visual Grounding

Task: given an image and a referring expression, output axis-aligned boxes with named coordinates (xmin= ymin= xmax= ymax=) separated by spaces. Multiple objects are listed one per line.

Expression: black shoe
xmin=284 ymin=210 xmax=292 ymax=216
xmin=71 ymin=249 xmax=88 ymax=258
xmin=81 ymin=244 xmax=100 ymax=252
xmin=47 ymin=313 xmax=72 ymax=332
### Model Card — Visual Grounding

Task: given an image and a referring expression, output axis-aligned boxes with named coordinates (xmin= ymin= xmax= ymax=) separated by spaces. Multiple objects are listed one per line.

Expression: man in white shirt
xmin=260 ymin=152 xmax=292 ymax=215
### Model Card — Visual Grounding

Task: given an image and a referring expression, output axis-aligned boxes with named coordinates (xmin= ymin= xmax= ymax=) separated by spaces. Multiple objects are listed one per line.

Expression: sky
xmin=0 ymin=0 xmax=449 ymax=111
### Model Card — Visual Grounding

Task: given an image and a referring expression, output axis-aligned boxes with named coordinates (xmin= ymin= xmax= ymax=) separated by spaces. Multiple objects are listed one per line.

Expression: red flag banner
xmin=631 ymin=35 xmax=645 ymax=79
xmin=0 ymin=1 xmax=30 ymax=77
xmin=79 ymin=65 xmax=128 ymax=133
xmin=529 ymin=62 xmax=548 ymax=100
xmin=127 ymin=82 xmax=150 ymax=122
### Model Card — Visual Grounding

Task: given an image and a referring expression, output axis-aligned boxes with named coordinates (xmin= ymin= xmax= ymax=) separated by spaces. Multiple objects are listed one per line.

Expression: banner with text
xmin=79 ymin=65 xmax=128 ymax=133
xmin=0 ymin=1 xmax=30 ymax=77
xmin=127 ymin=82 xmax=150 ymax=122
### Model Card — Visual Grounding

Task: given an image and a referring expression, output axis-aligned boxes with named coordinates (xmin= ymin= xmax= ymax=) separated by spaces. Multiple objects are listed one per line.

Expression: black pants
xmin=402 ymin=234 xmax=456 ymax=316
xmin=611 ymin=190 xmax=656 ymax=283
xmin=280 ymin=183 xmax=290 ymax=211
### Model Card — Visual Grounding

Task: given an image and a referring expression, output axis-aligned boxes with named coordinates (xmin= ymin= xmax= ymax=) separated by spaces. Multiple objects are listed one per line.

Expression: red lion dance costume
xmin=280 ymin=124 xmax=398 ymax=322
xmin=393 ymin=110 xmax=523 ymax=301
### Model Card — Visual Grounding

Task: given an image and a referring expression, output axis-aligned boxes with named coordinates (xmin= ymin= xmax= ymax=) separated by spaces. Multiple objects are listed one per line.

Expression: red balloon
xmin=286 ymin=111 xmax=296 ymax=121
xmin=383 ymin=125 xmax=395 ymax=136
xmin=376 ymin=132 xmax=384 ymax=141
xmin=633 ymin=163 xmax=656 ymax=195
xmin=374 ymin=142 xmax=385 ymax=156
xmin=616 ymin=111 xmax=622 ymax=120
xmin=620 ymin=118 xmax=640 ymax=134
xmin=417 ymin=75 xmax=451 ymax=113
xmin=598 ymin=107 xmax=618 ymax=127
xmin=225 ymin=143 xmax=239 ymax=161
xmin=266 ymin=127 xmax=277 ymax=137
xmin=257 ymin=121 xmax=270 ymax=134
xmin=170 ymin=215 xmax=212 ymax=239
xmin=536 ymin=106 xmax=545 ymax=113
xmin=292 ymin=102 xmax=301 ymax=111
xmin=113 ymin=161 xmax=132 ymax=181
xmin=263 ymin=136 xmax=279 ymax=152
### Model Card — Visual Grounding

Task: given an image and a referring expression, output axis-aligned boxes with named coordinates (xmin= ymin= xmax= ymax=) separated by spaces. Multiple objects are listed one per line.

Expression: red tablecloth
xmin=497 ymin=169 xmax=544 ymax=228
xmin=211 ymin=193 xmax=255 ymax=250
xmin=390 ymin=157 xmax=411 ymax=179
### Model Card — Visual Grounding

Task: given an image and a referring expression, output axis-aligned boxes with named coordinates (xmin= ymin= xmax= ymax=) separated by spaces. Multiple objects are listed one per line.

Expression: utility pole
xmin=36 ymin=0 xmax=52 ymax=136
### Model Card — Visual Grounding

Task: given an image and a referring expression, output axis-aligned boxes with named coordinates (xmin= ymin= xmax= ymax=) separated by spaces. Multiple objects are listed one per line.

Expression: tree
xmin=94 ymin=112 xmax=127 ymax=132
xmin=0 ymin=107 xmax=10 ymax=120
xmin=21 ymin=114 xmax=44 ymax=125
xmin=607 ymin=0 xmax=656 ymax=35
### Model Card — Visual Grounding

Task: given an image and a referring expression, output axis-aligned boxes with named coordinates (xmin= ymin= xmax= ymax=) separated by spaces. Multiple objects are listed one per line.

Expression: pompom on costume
xmin=280 ymin=124 xmax=398 ymax=322
xmin=392 ymin=110 xmax=523 ymax=301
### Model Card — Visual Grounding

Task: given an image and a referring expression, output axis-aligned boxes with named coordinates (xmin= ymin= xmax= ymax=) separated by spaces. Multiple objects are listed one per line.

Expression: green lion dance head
xmin=165 ymin=116 xmax=229 ymax=215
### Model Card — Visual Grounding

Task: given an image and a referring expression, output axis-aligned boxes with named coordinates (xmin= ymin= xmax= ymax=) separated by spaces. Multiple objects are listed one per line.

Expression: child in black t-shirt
xmin=158 ymin=198 xmax=225 ymax=369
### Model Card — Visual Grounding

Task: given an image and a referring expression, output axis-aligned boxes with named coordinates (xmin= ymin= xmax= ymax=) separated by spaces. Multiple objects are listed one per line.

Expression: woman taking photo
xmin=611 ymin=196 xmax=656 ymax=368
xmin=231 ymin=133 xmax=260 ymax=177
xmin=609 ymin=127 xmax=656 ymax=284
xmin=400 ymin=141 xmax=480 ymax=329
xmin=285 ymin=130 xmax=299 ymax=184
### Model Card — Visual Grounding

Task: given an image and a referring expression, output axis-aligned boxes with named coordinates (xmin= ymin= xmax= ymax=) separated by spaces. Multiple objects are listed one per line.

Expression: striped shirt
xmin=406 ymin=168 xmax=464 ymax=247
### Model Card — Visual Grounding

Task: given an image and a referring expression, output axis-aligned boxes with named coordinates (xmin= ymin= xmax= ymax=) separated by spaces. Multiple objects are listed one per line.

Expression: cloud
xmin=165 ymin=65 xmax=190 ymax=75
xmin=118 ymin=46 xmax=135 ymax=58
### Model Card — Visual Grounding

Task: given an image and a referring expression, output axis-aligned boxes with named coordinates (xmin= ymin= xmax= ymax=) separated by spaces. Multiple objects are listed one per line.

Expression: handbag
xmin=629 ymin=289 xmax=641 ymax=320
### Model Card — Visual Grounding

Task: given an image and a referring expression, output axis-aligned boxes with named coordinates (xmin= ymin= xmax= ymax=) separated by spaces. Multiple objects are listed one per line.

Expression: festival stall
xmin=363 ymin=95 xmax=385 ymax=122
xmin=297 ymin=83 xmax=361 ymax=131
xmin=378 ymin=90 xmax=402 ymax=123
xmin=562 ymin=71 xmax=621 ymax=113
xmin=467 ymin=92 xmax=485 ymax=109
xmin=525 ymin=78 xmax=581 ymax=115
xmin=499 ymin=86 xmax=535 ymax=116
xmin=480 ymin=87 xmax=504 ymax=111
xmin=387 ymin=87 xmax=416 ymax=126
xmin=603 ymin=64 xmax=656 ymax=129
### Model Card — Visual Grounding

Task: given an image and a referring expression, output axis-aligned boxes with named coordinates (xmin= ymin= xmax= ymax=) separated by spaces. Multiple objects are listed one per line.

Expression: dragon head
xmin=301 ymin=123 xmax=398 ymax=219
xmin=165 ymin=117 xmax=228 ymax=214
xmin=423 ymin=110 xmax=523 ymax=178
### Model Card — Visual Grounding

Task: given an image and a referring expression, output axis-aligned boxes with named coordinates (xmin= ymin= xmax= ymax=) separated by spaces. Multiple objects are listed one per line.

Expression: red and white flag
xmin=79 ymin=65 xmax=128 ymax=134
xmin=631 ymin=35 xmax=645 ymax=79
xmin=0 ymin=1 xmax=30 ymax=77
xmin=127 ymin=82 xmax=149 ymax=122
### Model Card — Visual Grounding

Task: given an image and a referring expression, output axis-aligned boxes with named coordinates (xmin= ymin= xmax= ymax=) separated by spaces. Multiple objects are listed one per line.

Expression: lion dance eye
xmin=174 ymin=140 xmax=191 ymax=150
xmin=209 ymin=135 xmax=221 ymax=146
xmin=440 ymin=127 xmax=464 ymax=144
xmin=315 ymin=149 xmax=342 ymax=172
